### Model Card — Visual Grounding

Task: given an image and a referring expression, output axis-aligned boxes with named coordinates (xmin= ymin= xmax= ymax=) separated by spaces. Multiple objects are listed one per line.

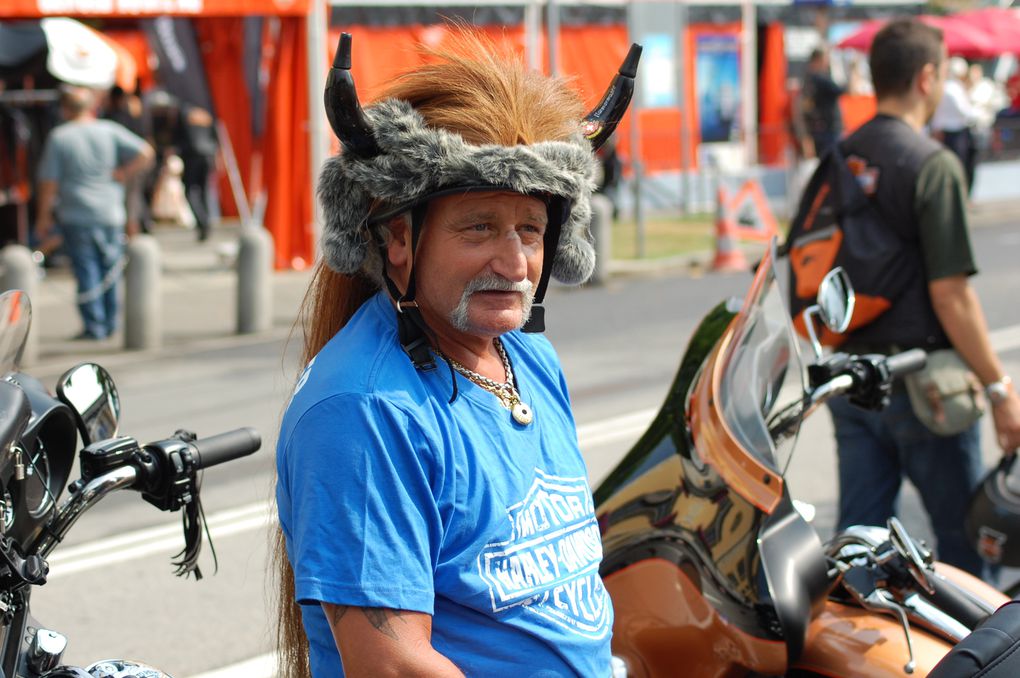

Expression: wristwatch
xmin=985 ymin=375 xmax=1013 ymax=405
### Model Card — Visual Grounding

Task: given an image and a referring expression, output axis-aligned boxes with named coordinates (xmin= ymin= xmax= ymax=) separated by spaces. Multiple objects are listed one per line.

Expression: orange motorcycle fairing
xmin=793 ymin=600 xmax=954 ymax=677
xmin=605 ymin=557 xmax=787 ymax=678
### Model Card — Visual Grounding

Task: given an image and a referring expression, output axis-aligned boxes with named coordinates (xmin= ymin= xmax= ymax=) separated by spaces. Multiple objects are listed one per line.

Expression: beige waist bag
xmin=904 ymin=349 xmax=985 ymax=436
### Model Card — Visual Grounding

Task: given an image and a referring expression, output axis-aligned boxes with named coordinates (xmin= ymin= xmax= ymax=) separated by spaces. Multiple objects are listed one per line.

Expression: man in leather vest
xmin=829 ymin=19 xmax=1020 ymax=578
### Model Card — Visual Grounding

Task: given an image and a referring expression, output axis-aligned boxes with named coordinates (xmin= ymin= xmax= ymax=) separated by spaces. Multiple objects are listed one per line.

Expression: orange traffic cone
xmin=711 ymin=185 xmax=748 ymax=273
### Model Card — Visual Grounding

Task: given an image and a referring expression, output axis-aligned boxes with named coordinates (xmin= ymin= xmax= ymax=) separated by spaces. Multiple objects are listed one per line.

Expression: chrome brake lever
xmin=887 ymin=517 xmax=935 ymax=595
xmin=840 ymin=564 xmax=916 ymax=675
xmin=863 ymin=589 xmax=917 ymax=675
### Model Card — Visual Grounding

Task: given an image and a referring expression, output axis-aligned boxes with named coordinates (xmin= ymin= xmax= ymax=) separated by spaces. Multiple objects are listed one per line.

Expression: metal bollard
xmin=124 ymin=235 xmax=162 ymax=351
xmin=0 ymin=245 xmax=39 ymax=365
xmin=236 ymin=226 xmax=274 ymax=334
xmin=588 ymin=194 xmax=614 ymax=286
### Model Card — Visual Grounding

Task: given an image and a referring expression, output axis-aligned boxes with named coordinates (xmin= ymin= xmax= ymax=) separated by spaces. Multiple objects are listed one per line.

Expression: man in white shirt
xmin=931 ymin=56 xmax=978 ymax=194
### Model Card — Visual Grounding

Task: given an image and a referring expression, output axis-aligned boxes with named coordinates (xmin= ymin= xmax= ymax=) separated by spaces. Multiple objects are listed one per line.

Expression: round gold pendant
xmin=512 ymin=401 xmax=533 ymax=426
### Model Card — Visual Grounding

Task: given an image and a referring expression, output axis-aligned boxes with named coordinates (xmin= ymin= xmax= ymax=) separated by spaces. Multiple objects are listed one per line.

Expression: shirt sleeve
xmin=281 ymin=393 xmax=443 ymax=614
xmin=914 ymin=149 xmax=977 ymax=281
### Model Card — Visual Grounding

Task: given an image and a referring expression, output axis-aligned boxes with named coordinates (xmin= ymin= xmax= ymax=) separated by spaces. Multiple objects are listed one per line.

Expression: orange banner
xmin=2 ymin=0 xmax=309 ymax=18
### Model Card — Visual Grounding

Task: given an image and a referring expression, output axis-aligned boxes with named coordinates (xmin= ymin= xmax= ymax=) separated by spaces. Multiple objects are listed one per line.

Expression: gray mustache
xmin=463 ymin=275 xmax=533 ymax=295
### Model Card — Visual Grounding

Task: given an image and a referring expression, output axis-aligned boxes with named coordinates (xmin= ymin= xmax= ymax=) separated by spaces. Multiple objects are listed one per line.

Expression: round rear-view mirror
xmin=816 ymin=267 xmax=855 ymax=334
xmin=55 ymin=363 xmax=120 ymax=447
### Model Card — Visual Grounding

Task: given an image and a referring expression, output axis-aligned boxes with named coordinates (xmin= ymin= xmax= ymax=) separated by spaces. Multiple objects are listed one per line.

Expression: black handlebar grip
xmin=885 ymin=349 xmax=928 ymax=380
xmin=192 ymin=427 xmax=261 ymax=470
xmin=923 ymin=571 xmax=995 ymax=631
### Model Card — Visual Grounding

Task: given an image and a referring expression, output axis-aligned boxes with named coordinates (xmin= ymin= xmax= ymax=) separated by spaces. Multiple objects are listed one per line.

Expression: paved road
xmin=22 ymin=220 xmax=1020 ymax=676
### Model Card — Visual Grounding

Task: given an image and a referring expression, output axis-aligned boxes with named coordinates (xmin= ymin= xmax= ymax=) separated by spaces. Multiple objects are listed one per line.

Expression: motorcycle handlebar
xmin=884 ymin=349 xmax=927 ymax=380
xmin=924 ymin=570 xmax=997 ymax=631
xmin=191 ymin=427 xmax=262 ymax=470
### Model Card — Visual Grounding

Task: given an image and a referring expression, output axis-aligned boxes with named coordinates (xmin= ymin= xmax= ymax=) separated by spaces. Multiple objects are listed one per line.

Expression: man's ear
xmin=385 ymin=215 xmax=411 ymax=269
xmin=918 ymin=62 xmax=938 ymax=97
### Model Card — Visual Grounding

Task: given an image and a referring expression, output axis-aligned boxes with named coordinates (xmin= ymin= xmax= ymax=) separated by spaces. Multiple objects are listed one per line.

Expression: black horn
xmin=324 ymin=33 xmax=381 ymax=158
xmin=580 ymin=43 xmax=642 ymax=151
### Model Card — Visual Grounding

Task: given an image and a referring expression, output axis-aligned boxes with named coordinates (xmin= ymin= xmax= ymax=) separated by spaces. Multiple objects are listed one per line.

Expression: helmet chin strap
xmin=383 ymin=202 xmax=438 ymax=372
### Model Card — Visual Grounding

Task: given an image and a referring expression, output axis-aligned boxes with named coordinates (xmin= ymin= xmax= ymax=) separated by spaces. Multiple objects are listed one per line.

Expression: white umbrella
xmin=40 ymin=17 xmax=118 ymax=89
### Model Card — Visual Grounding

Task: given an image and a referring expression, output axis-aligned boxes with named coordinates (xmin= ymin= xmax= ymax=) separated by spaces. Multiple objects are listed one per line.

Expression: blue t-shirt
xmin=276 ymin=292 xmax=613 ymax=677
xmin=37 ymin=119 xmax=147 ymax=229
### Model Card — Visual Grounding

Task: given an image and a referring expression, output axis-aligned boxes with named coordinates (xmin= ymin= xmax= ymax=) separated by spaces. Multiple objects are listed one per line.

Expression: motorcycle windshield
xmin=0 ymin=291 xmax=32 ymax=376
xmin=717 ymin=244 xmax=805 ymax=475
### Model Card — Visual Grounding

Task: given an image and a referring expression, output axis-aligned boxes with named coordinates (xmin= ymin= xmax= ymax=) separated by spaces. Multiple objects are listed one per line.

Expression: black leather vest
xmin=838 ymin=115 xmax=951 ymax=351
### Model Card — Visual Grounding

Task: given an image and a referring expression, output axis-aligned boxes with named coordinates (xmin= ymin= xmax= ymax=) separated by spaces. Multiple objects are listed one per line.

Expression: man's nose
xmin=490 ymin=234 xmax=529 ymax=281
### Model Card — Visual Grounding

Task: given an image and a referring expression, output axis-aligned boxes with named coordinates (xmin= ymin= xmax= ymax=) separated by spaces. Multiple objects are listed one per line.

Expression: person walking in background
xmin=826 ymin=20 xmax=1020 ymax=580
xmin=174 ymin=103 xmax=218 ymax=241
xmin=103 ymin=84 xmax=153 ymax=234
xmin=799 ymin=47 xmax=847 ymax=158
xmin=966 ymin=63 xmax=1008 ymax=162
xmin=35 ymin=85 xmax=154 ymax=340
xmin=931 ymin=56 xmax=979 ymax=195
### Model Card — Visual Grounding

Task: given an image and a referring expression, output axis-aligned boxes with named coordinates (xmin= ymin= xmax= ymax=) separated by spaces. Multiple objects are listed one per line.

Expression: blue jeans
xmin=61 ymin=224 xmax=124 ymax=339
xmin=828 ymin=389 xmax=988 ymax=578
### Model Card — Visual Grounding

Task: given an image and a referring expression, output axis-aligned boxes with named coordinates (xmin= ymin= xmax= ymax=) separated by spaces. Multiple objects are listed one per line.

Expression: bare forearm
xmin=35 ymin=181 xmax=57 ymax=237
xmin=929 ymin=277 xmax=1004 ymax=384
xmin=325 ymin=604 xmax=464 ymax=678
xmin=116 ymin=145 xmax=154 ymax=182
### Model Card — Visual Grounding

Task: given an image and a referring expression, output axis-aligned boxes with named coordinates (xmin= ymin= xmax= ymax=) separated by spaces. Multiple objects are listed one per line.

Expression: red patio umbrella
xmin=836 ymin=14 xmax=1001 ymax=60
xmin=950 ymin=7 xmax=1020 ymax=56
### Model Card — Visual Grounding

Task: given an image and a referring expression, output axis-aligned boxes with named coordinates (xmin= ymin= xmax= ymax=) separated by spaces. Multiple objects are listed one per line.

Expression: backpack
xmin=781 ymin=145 xmax=914 ymax=347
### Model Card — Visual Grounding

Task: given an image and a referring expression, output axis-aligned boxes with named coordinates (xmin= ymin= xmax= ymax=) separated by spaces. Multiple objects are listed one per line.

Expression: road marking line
xmin=47 ymin=503 xmax=275 ymax=580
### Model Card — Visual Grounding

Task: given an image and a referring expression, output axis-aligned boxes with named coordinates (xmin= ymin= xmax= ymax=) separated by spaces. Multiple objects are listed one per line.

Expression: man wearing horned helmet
xmin=274 ymin=30 xmax=640 ymax=677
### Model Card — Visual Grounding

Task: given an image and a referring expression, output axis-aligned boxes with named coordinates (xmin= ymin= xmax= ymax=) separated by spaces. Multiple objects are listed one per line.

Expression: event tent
xmin=3 ymin=0 xmax=315 ymax=269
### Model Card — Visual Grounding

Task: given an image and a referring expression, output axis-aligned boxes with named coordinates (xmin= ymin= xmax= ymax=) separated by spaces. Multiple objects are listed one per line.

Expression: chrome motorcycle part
xmin=900 ymin=593 xmax=970 ymax=644
xmin=888 ymin=516 xmax=935 ymax=594
xmin=816 ymin=266 xmax=855 ymax=334
xmin=840 ymin=562 xmax=916 ymax=674
xmin=20 ymin=439 xmax=55 ymax=518
xmin=29 ymin=628 xmax=67 ymax=674
xmin=30 ymin=465 xmax=137 ymax=559
xmin=865 ymin=589 xmax=917 ymax=675
xmin=56 ymin=364 xmax=121 ymax=447
xmin=0 ymin=488 xmax=13 ymax=532
xmin=85 ymin=659 xmax=173 ymax=678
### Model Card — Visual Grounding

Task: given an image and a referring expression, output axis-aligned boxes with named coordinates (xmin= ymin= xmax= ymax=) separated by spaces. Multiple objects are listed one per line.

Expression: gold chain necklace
xmin=442 ymin=338 xmax=533 ymax=425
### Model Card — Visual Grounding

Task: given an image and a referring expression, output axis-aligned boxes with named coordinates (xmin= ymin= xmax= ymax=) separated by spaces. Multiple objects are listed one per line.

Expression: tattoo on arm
xmin=361 ymin=607 xmax=409 ymax=640
xmin=326 ymin=605 xmax=411 ymax=641
xmin=327 ymin=604 xmax=350 ymax=628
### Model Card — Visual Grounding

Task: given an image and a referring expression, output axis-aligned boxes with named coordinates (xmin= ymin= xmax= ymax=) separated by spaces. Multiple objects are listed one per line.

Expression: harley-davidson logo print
xmin=477 ymin=469 xmax=611 ymax=639
xmin=846 ymin=155 xmax=880 ymax=196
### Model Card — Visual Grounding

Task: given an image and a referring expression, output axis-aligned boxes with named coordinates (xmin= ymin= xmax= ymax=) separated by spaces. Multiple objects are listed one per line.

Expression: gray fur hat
xmin=317 ymin=98 xmax=598 ymax=287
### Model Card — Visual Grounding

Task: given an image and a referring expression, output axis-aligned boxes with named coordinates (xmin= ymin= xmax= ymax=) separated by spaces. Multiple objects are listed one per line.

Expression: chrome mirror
xmin=817 ymin=267 xmax=855 ymax=334
xmin=801 ymin=267 xmax=856 ymax=359
xmin=55 ymin=363 xmax=120 ymax=447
